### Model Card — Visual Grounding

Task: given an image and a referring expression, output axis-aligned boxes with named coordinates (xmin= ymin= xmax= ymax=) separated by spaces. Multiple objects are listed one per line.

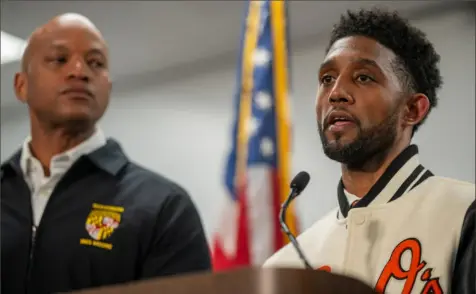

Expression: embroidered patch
xmin=80 ymin=203 xmax=124 ymax=250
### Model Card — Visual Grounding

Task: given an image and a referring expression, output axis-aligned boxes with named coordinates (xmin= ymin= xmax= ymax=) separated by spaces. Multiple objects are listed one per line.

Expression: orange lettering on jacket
xmin=375 ymin=238 xmax=442 ymax=294
xmin=316 ymin=265 xmax=331 ymax=272
xmin=421 ymin=278 xmax=443 ymax=294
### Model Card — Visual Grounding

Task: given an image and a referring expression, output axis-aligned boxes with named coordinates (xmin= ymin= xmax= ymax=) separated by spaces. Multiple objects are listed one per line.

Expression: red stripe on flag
xmin=212 ymin=185 xmax=250 ymax=271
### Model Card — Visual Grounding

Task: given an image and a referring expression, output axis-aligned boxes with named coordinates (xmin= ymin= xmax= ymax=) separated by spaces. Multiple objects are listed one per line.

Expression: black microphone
xmin=279 ymin=171 xmax=313 ymax=270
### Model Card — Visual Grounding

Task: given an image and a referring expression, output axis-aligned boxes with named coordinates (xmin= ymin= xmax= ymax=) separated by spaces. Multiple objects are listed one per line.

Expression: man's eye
xmin=48 ymin=56 xmax=67 ymax=64
xmin=321 ymin=75 xmax=335 ymax=85
xmin=89 ymin=60 xmax=105 ymax=68
xmin=356 ymin=74 xmax=374 ymax=83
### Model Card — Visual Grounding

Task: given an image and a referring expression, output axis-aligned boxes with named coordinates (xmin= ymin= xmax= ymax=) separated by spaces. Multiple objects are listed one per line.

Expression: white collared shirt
xmin=20 ymin=127 xmax=107 ymax=226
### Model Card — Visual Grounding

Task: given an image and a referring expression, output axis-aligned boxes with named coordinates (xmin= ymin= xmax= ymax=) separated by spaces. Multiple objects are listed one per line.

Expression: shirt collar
xmin=19 ymin=126 xmax=107 ymax=177
xmin=337 ymin=190 xmax=360 ymax=220
xmin=2 ymin=134 xmax=128 ymax=181
xmin=344 ymin=190 xmax=360 ymax=207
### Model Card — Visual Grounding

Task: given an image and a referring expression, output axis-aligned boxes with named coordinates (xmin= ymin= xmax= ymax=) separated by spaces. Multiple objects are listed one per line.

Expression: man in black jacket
xmin=1 ymin=13 xmax=211 ymax=294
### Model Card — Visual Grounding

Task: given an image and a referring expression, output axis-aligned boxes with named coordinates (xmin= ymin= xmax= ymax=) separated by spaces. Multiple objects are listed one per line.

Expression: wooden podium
xmin=67 ymin=267 xmax=377 ymax=294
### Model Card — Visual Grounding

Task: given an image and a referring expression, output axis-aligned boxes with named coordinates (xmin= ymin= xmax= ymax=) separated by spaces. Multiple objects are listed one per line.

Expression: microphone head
xmin=290 ymin=171 xmax=310 ymax=193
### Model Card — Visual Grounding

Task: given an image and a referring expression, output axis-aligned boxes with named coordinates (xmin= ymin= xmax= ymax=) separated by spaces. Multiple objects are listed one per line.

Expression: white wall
xmin=1 ymin=9 xmax=474 ymax=241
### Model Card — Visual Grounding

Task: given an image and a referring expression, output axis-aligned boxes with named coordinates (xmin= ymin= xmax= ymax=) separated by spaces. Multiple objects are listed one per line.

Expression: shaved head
xmin=14 ymin=12 xmax=111 ymax=132
xmin=21 ymin=13 xmax=106 ymax=73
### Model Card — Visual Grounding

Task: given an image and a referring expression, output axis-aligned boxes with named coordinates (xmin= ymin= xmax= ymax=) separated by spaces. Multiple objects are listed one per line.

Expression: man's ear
xmin=403 ymin=93 xmax=430 ymax=128
xmin=14 ymin=72 xmax=28 ymax=103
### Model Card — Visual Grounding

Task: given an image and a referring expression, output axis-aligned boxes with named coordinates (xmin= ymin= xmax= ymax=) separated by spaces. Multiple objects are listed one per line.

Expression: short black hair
xmin=326 ymin=8 xmax=443 ymax=134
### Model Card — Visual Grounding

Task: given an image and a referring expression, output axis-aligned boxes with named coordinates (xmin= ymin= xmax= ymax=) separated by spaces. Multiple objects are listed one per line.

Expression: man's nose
xmin=328 ymin=79 xmax=354 ymax=105
xmin=66 ymin=59 xmax=90 ymax=82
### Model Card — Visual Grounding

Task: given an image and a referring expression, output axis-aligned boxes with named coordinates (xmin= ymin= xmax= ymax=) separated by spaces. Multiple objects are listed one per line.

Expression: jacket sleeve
xmin=139 ymin=186 xmax=212 ymax=278
xmin=451 ymin=199 xmax=475 ymax=294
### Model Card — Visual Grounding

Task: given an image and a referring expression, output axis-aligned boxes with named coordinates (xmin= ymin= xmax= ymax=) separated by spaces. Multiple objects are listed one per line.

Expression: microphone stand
xmin=279 ymin=188 xmax=313 ymax=270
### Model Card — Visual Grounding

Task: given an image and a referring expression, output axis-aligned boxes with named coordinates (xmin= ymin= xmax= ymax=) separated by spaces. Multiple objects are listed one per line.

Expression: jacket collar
xmin=337 ymin=145 xmax=434 ymax=219
xmin=1 ymin=138 xmax=128 ymax=180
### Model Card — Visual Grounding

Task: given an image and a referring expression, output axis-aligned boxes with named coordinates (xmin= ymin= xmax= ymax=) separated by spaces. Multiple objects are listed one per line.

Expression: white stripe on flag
xmin=214 ymin=194 xmax=240 ymax=258
xmin=247 ymin=165 xmax=274 ymax=265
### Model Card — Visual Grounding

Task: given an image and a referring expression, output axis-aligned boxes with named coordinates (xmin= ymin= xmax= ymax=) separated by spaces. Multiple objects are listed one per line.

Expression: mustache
xmin=321 ymin=108 xmax=360 ymax=130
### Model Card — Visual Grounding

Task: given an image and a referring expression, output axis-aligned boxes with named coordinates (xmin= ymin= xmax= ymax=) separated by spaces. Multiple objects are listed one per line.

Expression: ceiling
xmin=0 ymin=1 xmax=459 ymax=108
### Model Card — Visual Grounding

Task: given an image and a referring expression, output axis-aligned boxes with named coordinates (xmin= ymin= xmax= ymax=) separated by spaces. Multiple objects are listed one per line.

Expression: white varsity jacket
xmin=264 ymin=145 xmax=475 ymax=294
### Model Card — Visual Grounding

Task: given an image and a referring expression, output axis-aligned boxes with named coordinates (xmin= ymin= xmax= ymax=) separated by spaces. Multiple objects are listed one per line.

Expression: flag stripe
xmin=270 ymin=0 xmax=297 ymax=245
xmin=247 ymin=166 xmax=274 ymax=265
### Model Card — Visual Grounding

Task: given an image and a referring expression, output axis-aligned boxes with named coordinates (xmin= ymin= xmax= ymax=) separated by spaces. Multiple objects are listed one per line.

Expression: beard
xmin=318 ymin=108 xmax=400 ymax=169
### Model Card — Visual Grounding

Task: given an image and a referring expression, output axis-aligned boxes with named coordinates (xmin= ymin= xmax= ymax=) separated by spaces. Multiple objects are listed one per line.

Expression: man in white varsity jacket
xmin=263 ymin=8 xmax=475 ymax=294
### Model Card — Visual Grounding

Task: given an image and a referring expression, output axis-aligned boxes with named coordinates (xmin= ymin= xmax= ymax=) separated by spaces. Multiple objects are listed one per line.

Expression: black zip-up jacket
xmin=1 ymin=139 xmax=212 ymax=294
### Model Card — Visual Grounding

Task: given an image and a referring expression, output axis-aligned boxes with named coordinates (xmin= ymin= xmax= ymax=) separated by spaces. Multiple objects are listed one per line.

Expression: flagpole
xmin=270 ymin=0 xmax=297 ymax=242
xmin=236 ymin=1 xmax=261 ymax=189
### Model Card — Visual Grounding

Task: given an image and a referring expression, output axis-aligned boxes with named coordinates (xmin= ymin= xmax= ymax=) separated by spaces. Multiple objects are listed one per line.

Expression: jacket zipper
xmin=26 ymin=224 xmax=38 ymax=293
xmin=23 ymin=164 xmax=76 ymax=292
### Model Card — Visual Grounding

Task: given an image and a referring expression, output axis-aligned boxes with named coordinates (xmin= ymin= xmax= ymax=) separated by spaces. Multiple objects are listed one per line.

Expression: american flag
xmin=211 ymin=0 xmax=300 ymax=270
